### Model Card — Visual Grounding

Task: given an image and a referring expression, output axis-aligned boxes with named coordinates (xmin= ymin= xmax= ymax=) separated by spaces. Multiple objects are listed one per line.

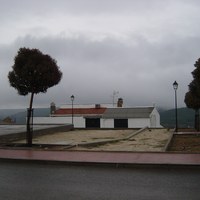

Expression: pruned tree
xmin=185 ymin=58 xmax=200 ymax=131
xmin=8 ymin=47 xmax=62 ymax=146
xmin=185 ymin=90 xmax=200 ymax=130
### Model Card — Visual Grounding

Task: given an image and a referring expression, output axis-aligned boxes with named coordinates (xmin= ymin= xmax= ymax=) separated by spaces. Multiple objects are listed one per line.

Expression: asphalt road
xmin=0 ymin=160 xmax=200 ymax=200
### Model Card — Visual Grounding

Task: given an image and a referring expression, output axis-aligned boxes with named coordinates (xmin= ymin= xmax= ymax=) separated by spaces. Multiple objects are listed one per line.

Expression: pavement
xmin=0 ymin=149 xmax=200 ymax=166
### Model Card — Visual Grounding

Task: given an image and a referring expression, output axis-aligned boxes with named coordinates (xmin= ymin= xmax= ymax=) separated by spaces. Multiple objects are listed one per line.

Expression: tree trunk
xmin=195 ymin=109 xmax=199 ymax=131
xmin=26 ymin=92 xmax=34 ymax=146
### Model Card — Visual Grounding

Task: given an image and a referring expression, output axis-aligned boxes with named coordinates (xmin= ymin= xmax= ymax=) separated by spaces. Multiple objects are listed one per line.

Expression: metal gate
xmin=85 ymin=118 xmax=100 ymax=128
xmin=114 ymin=119 xmax=128 ymax=128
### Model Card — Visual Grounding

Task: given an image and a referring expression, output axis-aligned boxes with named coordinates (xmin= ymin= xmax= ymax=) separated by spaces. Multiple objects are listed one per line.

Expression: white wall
xmin=128 ymin=118 xmax=150 ymax=128
xmin=33 ymin=116 xmax=86 ymax=128
xmin=33 ymin=110 xmax=162 ymax=128
xmin=73 ymin=117 xmax=85 ymax=128
xmin=150 ymin=108 xmax=161 ymax=127
xmin=101 ymin=118 xmax=114 ymax=128
xmin=33 ymin=117 xmax=69 ymax=124
xmin=101 ymin=118 xmax=151 ymax=128
xmin=33 ymin=117 xmax=151 ymax=128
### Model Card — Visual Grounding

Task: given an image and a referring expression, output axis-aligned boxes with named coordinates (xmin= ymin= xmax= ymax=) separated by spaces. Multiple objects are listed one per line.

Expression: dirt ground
xmin=168 ymin=134 xmax=200 ymax=152
xmin=15 ymin=128 xmax=172 ymax=152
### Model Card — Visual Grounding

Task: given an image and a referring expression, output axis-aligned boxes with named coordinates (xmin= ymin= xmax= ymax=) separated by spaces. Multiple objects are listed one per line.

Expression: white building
xmin=33 ymin=99 xmax=162 ymax=128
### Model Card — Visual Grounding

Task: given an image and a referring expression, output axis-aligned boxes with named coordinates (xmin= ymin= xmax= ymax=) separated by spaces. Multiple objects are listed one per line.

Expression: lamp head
xmin=173 ymin=81 xmax=178 ymax=90
xmin=71 ymin=95 xmax=75 ymax=101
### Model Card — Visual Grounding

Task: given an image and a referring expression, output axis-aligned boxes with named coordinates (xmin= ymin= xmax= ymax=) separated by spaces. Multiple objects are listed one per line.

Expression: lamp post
xmin=173 ymin=81 xmax=178 ymax=132
xmin=70 ymin=95 xmax=75 ymax=127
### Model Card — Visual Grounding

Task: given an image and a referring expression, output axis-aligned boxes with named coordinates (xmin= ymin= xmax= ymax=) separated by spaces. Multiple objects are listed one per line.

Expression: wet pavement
xmin=1 ymin=127 xmax=199 ymax=199
xmin=0 ymin=160 xmax=200 ymax=200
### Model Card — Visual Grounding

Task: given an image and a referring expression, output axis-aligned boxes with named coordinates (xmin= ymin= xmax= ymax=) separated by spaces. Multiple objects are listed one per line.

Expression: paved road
xmin=0 ymin=160 xmax=200 ymax=200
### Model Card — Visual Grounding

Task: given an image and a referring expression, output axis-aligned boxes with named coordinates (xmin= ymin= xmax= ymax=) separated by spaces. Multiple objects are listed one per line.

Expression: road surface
xmin=0 ymin=160 xmax=199 ymax=200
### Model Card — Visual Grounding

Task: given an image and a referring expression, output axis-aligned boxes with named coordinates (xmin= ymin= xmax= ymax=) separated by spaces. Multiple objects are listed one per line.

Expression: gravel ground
xmin=70 ymin=128 xmax=171 ymax=151
xmin=168 ymin=134 xmax=200 ymax=152
xmin=15 ymin=128 xmax=172 ymax=152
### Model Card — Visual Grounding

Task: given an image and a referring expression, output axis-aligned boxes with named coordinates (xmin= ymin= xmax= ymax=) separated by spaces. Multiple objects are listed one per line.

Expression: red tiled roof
xmin=55 ymin=107 xmax=107 ymax=115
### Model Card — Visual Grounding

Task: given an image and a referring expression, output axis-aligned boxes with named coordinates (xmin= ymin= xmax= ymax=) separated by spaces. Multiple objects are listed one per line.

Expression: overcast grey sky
xmin=0 ymin=0 xmax=200 ymax=109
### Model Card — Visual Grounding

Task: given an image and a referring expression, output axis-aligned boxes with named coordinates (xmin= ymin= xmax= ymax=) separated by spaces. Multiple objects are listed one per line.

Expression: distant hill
xmin=0 ymin=108 xmax=50 ymax=124
xmin=0 ymin=109 xmax=25 ymax=119
xmin=0 ymin=109 xmax=25 ymax=123
xmin=160 ymin=107 xmax=195 ymax=128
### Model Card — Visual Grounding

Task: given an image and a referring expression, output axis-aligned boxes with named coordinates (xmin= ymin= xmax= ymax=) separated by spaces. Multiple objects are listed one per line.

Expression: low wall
xmin=0 ymin=124 xmax=73 ymax=144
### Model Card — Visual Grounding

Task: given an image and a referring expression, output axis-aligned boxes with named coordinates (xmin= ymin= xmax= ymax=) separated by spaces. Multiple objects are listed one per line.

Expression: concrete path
xmin=0 ymin=149 xmax=200 ymax=165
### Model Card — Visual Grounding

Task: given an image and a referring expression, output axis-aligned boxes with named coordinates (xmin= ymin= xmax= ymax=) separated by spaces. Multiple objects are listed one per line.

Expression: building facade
xmin=33 ymin=99 xmax=162 ymax=128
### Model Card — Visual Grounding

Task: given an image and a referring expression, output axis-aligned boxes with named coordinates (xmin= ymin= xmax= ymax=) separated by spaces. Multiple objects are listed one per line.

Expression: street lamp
xmin=70 ymin=95 xmax=75 ymax=126
xmin=173 ymin=81 xmax=178 ymax=132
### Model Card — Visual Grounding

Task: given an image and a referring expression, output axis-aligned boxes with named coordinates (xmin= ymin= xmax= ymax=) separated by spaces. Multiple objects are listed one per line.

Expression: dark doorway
xmin=114 ymin=119 xmax=128 ymax=128
xmin=86 ymin=118 xmax=100 ymax=128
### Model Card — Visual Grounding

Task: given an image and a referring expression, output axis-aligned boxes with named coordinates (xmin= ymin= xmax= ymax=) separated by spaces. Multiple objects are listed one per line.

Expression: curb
xmin=0 ymin=149 xmax=200 ymax=166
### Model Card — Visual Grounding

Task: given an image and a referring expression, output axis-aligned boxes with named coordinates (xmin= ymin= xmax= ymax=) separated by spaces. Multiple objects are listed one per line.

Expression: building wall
xmin=33 ymin=116 xmax=85 ymax=128
xmin=101 ymin=118 xmax=152 ymax=128
xmin=128 ymin=118 xmax=150 ymax=128
xmin=150 ymin=108 xmax=161 ymax=128
xmin=33 ymin=117 xmax=154 ymax=128
xmin=33 ymin=109 xmax=162 ymax=128
xmin=73 ymin=117 xmax=85 ymax=128
xmin=33 ymin=117 xmax=69 ymax=124
xmin=101 ymin=118 xmax=114 ymax=128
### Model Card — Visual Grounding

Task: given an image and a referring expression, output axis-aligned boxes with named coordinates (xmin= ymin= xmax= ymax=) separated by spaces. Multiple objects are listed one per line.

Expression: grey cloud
xmin=1 ymin=0 xmax=200 ymax=108
xmin=0 ymin=0 xmax=169 ymax=16
xmin=1 ymin=32 xmax=199 ymax=109
xmin=1 ymin=0 xmax=199 ymax=21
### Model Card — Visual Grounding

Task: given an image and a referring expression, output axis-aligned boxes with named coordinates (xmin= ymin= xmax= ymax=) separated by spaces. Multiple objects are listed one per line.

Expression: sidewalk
xmin=0 ymin=149 xmax=200 ymax=166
